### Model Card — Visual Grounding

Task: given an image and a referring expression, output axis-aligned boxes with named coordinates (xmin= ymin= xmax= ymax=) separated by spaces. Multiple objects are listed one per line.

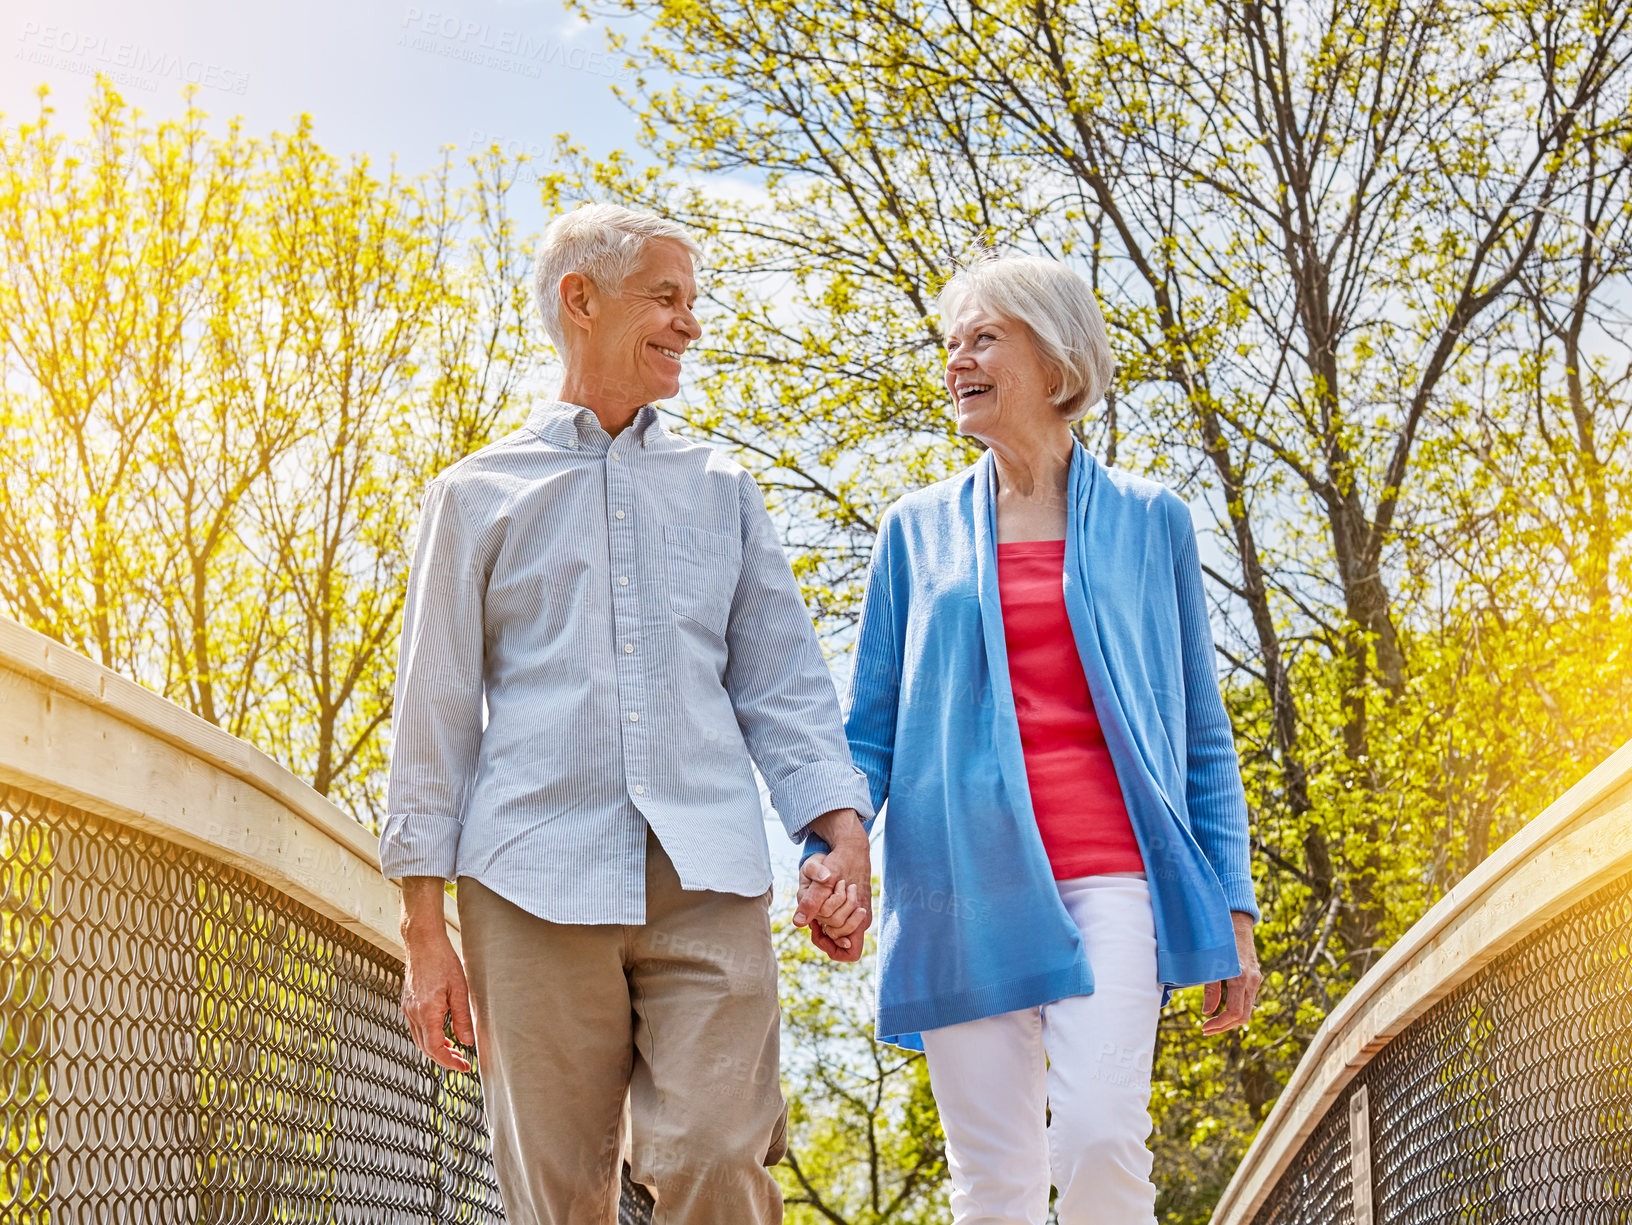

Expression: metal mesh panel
xmin=1251 ymin=871 xmax=1632 ymax=1225
xmin=0 ymin=785 xmax=655 ymax=1223
xmin=1247 ymin=1083 xmax=1355 ymax=1225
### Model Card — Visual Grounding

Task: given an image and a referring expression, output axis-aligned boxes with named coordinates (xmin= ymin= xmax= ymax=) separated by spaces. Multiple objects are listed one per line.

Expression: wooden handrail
xmin=1210 ymin=736 xmax=1632 ymax=1224
xmin=0 ymin=614 xmax=455 ymax=961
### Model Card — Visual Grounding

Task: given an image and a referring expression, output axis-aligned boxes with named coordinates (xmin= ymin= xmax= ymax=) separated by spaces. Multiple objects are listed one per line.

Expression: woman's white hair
xmin=532 ymin=203 xmax=701 ymax=350
xmin=937 ymin=253 xmax=1115 ymax=421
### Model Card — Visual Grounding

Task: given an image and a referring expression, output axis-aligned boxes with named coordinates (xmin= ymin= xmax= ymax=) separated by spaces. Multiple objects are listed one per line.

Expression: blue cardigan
xmin=807 ymin=445 xmax=1259 ymax=1049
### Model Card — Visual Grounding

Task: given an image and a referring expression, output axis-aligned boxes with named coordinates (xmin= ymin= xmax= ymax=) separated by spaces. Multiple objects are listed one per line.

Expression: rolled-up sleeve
xmin=723 ymin=478 xmax=874 ymax=841
xmin=379 ymin=480 xmax=486 ymax=882
xmin=1170 ymin=501 xmax=1260 ymax=921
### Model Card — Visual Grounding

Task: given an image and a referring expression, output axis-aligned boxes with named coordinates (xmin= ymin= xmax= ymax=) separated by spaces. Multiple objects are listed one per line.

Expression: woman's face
xmin=944 ymin=306 xmax=1059 ymax=444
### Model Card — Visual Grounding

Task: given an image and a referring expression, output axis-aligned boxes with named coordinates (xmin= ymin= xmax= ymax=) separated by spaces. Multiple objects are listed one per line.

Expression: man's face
xmin=576 ymin=238 xmax=701 ymax=408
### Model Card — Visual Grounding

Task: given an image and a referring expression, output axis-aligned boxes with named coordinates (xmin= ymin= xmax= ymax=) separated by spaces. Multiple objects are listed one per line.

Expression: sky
xmin=3 ymin=0 xmax=645 ymax=222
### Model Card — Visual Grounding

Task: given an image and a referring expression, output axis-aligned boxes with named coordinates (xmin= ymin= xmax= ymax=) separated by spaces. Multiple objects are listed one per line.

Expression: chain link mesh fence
xmin=1250 ymin=871 xmax=1632 ymax=1225
xmin=0 ymin=785 xmax=656 ymax=1223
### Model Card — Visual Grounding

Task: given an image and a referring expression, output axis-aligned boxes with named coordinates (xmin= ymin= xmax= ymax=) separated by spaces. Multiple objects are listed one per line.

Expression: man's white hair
xmin=937 ymin=253 xmax=1115 ymax=422
xmin=532 ymin=203 xmax=701 ymax=350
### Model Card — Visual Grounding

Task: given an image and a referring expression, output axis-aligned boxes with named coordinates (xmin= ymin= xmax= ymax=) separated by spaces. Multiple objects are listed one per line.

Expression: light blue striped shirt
xmin=379 ymin=401 xmax=874 ymax=923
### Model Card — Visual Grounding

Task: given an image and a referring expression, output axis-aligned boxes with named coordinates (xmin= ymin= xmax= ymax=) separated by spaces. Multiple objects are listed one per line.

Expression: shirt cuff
xmin=1218 ymin=873 xmax=1261 ymax=923
xmin=768 ymin=760 xmax=876 ymax=842
xmin=377 ymin=813 xmax=464 ymax=882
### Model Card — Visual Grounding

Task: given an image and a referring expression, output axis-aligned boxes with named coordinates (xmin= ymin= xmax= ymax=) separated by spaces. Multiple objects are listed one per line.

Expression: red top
xmin=996 ymin=540 xmax=1144 ymax=879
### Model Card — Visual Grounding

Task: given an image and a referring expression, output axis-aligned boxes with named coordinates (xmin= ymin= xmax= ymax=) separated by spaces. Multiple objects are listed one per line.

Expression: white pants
xmin=921 ymin=875 xmax=1163 ymax=1225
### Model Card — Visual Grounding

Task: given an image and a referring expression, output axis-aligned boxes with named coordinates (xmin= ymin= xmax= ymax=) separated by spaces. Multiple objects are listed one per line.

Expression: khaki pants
xmin=458 ymin=834 xmax=786 ymax=1225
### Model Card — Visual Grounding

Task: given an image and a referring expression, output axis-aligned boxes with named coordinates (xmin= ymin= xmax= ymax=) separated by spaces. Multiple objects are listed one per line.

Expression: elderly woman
xmin=796 ymin=254 xmax=1262 ymax=1224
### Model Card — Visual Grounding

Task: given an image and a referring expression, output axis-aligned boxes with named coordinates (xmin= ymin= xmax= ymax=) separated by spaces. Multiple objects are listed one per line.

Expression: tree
xmin=0 ymin=81 xmax=543 ymax=822
xmin=557 ymin=0 xmax=1632 ymax=1212
xmin=774 ymin=915 xmax=948 ymax=1225
xmin=6 ymin=43 xmax=1630 ymax=1217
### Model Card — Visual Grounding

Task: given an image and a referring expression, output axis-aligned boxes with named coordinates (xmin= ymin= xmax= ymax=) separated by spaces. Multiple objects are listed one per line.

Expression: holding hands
xmin=792 ymin=808 xmax=873 ymax=962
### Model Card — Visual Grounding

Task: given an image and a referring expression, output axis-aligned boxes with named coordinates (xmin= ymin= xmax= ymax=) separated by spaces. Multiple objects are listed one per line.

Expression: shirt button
xmin=615 ymin=509 xmax=626 ymax=520
xmin=633 ymin=784 xmax=645 ymax=795
xmin=628 ymin=712 xmax=639 ymax=722
xmin=618 ymin=576 xmax=629 ymax=587
xmin=611 ymin=453 xmax=621 ymax=462
xmin=624 ymin=643 xmax=634 ymax=653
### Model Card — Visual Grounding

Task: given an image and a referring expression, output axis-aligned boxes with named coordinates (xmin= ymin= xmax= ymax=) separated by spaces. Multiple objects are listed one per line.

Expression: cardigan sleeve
xmin=802 ymin=517 xmax=901 ymax=860
xmin=1169 ymin=501 xmax=1261 ymax=921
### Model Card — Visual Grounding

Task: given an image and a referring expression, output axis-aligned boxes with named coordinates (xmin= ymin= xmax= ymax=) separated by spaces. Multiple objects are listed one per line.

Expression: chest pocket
xmin=664 ymin=524 xmax=739 ymax=640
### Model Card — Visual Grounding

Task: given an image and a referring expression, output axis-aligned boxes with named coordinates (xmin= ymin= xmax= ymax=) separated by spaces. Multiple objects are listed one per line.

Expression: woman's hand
xmin=1202 ymin=912 xmax=1262 ymax=1035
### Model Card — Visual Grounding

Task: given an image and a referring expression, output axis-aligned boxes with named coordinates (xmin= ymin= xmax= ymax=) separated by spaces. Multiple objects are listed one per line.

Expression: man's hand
xmin=792 ymin=808 xmax=872 ymax=963
xmin=399 ymin=876 xmax=477 ymax=1071
xmin=1202 ymin=911 xmax=1262 ymax=1036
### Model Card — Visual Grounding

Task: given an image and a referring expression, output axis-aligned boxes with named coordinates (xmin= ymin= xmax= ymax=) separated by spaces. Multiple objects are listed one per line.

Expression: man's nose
xmin=677 ymin=306 xmax=702 ymax=340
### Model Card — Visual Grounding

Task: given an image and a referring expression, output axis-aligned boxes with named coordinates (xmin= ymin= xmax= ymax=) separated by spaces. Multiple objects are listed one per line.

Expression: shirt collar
xmin=526 ymin=400 xmax=663 ymax=451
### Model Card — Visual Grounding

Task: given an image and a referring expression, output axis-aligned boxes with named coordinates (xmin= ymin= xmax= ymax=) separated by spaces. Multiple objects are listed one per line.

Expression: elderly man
xmin=379 ymin=203 xmax=873 ymax=1224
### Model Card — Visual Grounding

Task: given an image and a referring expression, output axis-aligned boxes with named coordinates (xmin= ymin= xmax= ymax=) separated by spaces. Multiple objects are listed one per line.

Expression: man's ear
xmin=558 ymin=271 xmax=596 ymax=335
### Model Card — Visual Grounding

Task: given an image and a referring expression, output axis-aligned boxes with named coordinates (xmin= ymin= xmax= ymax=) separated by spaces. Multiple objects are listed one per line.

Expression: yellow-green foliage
xmin=774 ymin=914 xmax=948 ymax=1225
xmin=551 ymin=0 xmax=1632 ymax=1216
xmin=0 ymin=84 xmax=542 ymax=825
xmin=4 ymin=7 xmax=1632 ymax=1210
